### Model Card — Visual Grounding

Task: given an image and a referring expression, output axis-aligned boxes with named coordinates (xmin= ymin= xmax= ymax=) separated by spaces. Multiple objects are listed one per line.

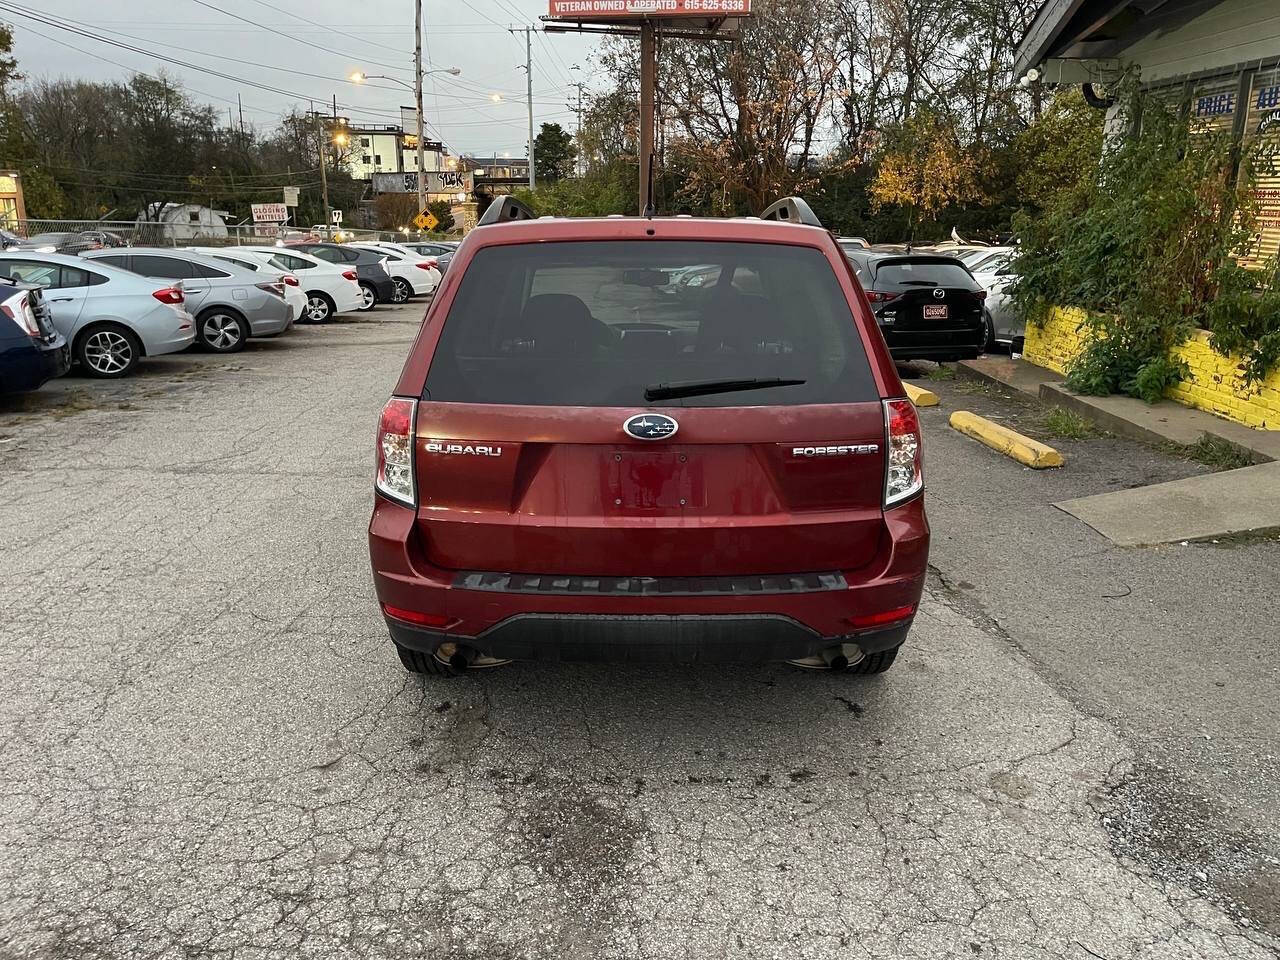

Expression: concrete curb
xmin=949 ymin=410 xmax=1065 ymax=468
xmin=904 ymin=383 xmax=939 ymax=407
xmin=956 ymin=358 xmax=1280 ymax=463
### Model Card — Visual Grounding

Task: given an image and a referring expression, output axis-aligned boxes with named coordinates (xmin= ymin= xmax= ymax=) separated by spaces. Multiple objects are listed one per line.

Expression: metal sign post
xmin=543 ymin=0 xmax=749 ymax=215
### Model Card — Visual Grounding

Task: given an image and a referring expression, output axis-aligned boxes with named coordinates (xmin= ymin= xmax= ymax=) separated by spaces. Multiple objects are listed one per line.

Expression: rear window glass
xmin=423 ymin=240 xmax=877 ymax=407
xmin=873 ymin=260 xmax=978 ymax=289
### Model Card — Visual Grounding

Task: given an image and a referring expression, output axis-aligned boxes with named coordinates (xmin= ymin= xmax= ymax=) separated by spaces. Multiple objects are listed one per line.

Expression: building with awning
xmin=1015 ymin=0 xmax=1280 ymax=265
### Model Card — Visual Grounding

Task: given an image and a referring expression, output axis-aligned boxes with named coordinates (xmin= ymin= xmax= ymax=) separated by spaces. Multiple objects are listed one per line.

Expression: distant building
xmin=136 ymin=203 xmax=229 ymax=241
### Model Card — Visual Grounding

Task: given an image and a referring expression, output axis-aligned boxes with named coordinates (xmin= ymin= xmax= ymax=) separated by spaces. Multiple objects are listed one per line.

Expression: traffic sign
xmin=331 ymin=209 xmax=343 ymax=224
xmin=414 ymin=209 xmax=439 ymax=231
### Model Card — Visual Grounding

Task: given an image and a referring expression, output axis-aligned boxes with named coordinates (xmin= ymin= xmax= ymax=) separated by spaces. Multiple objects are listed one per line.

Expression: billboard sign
xmin=251 ymin=202 xmax=289 ymax=223
xmin=372 ymin=171 xmax=473 ymax=195
xmin=548 ymin=0 xmax=748 ymax=17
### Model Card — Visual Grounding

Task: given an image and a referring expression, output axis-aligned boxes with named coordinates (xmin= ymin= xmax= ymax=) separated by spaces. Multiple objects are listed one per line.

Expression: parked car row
xmin=0 ymin=239 xmax=441 ymax=394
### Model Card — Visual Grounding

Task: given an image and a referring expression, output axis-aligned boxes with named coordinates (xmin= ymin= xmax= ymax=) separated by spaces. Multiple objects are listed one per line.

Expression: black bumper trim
xmin=387 ymin=613 xmax=910 ymax=664
xmin=453 ymin=570 xmax=848 ymax=597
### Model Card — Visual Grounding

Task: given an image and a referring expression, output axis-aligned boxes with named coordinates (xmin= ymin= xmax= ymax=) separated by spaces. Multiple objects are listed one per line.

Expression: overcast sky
xmin=11 ymin=0 xmax=603 ymax=157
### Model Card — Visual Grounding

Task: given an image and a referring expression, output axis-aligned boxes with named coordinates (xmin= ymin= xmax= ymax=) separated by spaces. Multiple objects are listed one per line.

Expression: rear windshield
xmin=423 ymin=240 xmax=877 ymax=407
xmin=872 ymin=260 xmax=979 ymax=290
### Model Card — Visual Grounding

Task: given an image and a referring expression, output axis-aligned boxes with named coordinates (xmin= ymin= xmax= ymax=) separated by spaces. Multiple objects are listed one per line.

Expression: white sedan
xmin=351 ymin=242 xmax=441 ymax=303
xmin=187 ymin=247 xmax=307 ymax=325
xmin=231 ymin=246 xmax=364 ymax=322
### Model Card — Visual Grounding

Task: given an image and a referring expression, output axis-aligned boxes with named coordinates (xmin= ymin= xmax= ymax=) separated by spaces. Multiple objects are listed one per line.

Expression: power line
xmin=242 ymin=0 xmax=411 ymax=57
xmin=186 ymin=0 xmax=410 ymax=73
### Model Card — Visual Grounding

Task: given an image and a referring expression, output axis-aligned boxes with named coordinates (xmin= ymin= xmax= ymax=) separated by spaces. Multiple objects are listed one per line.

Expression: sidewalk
xmin=954 ymin=355 xmax=1280 ymax=545
xmin=957 ymin=355 xmax=1280 ymax=463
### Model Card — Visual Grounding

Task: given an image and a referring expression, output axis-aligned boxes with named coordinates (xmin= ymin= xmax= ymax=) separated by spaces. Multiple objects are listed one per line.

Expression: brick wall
xmin=1023 ymin=306 xmax=1280 ymax=430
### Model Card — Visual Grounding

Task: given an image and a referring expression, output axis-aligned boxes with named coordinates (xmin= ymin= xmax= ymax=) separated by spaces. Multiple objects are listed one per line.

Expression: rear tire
xmin=395 ymin=644 xmax=461 ymax=676
xmin=358 ymin=282 xmax=378 ymax=311
xmin=196 ymin=308 xmax=249 ymax=353
xmin=304 ymin=292 xmax=335 ymax=323
xmin=847 ymin=646 xmax=899 ymax=675
xmin=982 ymin=309 xmax=997 ymax=353
xmin=76 ymin=322 xmax=141 ymax=378
xmin=391 ymin=278 xmax=412 ymax=304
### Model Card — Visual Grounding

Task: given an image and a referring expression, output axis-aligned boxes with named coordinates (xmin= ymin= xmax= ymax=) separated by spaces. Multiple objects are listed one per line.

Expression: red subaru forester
xmin=368 ymin=198 xmax=929 ymax=676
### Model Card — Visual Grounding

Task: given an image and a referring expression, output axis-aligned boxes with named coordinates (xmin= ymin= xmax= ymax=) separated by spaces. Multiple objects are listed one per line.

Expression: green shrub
xmin=1011 ymin=79 xmax=1278 ymax=397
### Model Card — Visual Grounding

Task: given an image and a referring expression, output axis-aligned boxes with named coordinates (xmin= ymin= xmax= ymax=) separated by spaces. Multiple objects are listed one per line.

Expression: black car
xmin=0 ymin=279 xmax=71 ymax=394
xmin=285 ymin=242 xmax=395 ymax=311
xmin=843 ymin=251 xmax=986 ymax=362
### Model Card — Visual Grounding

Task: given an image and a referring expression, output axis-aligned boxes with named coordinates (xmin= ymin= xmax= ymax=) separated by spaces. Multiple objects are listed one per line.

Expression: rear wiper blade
xmin=643 ymin=377 xmax=806 ymax=402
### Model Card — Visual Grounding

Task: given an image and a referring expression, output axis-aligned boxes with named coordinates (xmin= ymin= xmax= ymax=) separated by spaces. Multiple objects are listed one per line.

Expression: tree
xmin=869 ymin=110 xmax=979 ymax=237
xmin=426 ymin=199 xmax=455 ymax=233
xmin=534 ymin=122 xmax=578 ymax=183
xmin=374 ymin=193 xmax=417 ymax=230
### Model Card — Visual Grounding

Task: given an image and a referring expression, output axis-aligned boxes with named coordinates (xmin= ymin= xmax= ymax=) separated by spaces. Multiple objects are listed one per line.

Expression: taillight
xmin=1 ymin=297 xmax=39 ymax=337
xmin=256 ymin=281 xmax=285 ymax=299
xmin=376 ymin=397 xmax=416 ymax=506
xmin=416 ymin=259 xmax=438 ymax=271
xmin=152 ymin=286 xmax=184 ymax=305
xmin=866 ymin=290 xmax=900 ymax=303
xmin=847 ymin=605 xmax=916 ymax=630
xmin=381 ymin=603 xmax=450 ymax=628
xmin=975 ymin=289 xmax=988 ymax=299
xmin=884 ymin=398 xmax=923 ymax=507
xmin=342 ymin=269 xmax=359 ymax=282
xmin=282 ymin=274 xmax=300 ymax=287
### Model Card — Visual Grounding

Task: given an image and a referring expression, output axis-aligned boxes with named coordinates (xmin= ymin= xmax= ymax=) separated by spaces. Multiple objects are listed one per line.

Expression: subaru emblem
xmin=623 ymin=413 xmax=679 ymax=441
xmin=932 ymin=287 xmax=946 ymax=299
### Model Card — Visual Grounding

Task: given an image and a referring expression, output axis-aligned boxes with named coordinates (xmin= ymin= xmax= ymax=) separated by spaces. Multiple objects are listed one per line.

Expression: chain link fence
xmin=4 ymin=219 xmax=406 ymax=248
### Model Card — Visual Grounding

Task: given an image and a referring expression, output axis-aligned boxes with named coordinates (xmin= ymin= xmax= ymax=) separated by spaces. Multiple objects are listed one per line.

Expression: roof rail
xmin=759 ymin=197 xmax=822 ymax=228
xmin=477 ymin=195 xmax=537 ymax=227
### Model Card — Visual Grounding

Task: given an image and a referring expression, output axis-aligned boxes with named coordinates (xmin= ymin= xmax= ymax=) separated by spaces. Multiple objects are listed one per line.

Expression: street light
xmin=489 ymin=93 xmax=503 ymax=103
xmin=350 ymin=67 xmax=461 ymax=89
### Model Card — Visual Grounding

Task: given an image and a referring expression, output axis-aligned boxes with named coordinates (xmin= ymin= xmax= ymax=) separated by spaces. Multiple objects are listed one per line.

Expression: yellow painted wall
xmin=1024 ymin=306 xmax=1280 ymax=430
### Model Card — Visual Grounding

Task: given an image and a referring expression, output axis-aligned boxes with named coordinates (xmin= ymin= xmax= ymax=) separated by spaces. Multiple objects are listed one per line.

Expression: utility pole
xmin=414 ymin=0 xmax=427 ymax=215
xmin=567 ymin=81 xmax=586 ymax=177
xmin=639 ymin=21 xmax=656 ymax=215
xmin=510 ymin=26 xmax=535 ymax=189
xmin=312 ymin=101 xmax=330 ymax=229
xmin=237 ymin=93 xmax=244 ymax=137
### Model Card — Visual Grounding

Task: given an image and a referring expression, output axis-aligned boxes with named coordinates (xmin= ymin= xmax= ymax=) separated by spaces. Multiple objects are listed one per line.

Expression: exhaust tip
xmin=448 ymin=645 xmax=477 ymax=671
xmin=820 ymin=646 xmax=850 ymax=671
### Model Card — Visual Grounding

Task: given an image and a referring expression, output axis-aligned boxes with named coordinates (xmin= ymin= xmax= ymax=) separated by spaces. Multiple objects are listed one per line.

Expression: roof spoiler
xmin=477 ymin=195 xmax=537 ymax=227
xmin=759 ymin=196 xmax=822 ymax=228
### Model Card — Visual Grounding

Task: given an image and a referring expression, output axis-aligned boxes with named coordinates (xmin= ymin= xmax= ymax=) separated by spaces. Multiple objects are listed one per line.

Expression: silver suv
xmin=81 ymin=248 xmax=291 ymax=353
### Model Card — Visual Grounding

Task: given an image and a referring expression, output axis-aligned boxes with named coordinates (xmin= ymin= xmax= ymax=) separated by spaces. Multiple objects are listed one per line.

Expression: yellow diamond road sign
xmin=414 ymin=210 xmax=439 ymax=231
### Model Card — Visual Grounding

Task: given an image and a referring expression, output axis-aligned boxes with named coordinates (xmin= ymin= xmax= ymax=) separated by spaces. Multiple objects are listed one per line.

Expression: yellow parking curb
xmin=903 ymin=383 xmax=939 ymax=407
xmin=949 ymin=410 xmax=1064 ymax=469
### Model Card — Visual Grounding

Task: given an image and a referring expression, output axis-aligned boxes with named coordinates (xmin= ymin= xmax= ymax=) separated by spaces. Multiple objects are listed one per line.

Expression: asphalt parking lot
xmin=2 ymin=307 xmax=1278 ymax=959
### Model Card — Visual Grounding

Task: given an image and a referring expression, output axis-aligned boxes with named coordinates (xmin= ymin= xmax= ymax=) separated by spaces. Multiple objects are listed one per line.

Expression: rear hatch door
xmin=872 ymin=257 xmax=984 ymax=338
xmin=412 ymin=238 xmax=889 ymax=578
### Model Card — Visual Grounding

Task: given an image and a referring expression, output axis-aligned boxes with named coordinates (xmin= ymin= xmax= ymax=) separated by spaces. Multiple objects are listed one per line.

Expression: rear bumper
xmin=0 ymin=335 xmax=70 ymax=393
xmin=387 ymin=612 xmax=911 ymax=663
xmin=887 ymin=343 xmax=982 ymax=362
xmin=369 ymin=496 xmax=929 ymax=663
xmin=880 ymin=324 xmax=984 ymax=362
xmin=361 ymin=274 xmax=396 ymax=301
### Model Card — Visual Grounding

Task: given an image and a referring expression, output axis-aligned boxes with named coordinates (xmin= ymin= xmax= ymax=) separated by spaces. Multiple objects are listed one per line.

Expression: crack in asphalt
xmin=0 ymin=314 xmax=1276 ymax=958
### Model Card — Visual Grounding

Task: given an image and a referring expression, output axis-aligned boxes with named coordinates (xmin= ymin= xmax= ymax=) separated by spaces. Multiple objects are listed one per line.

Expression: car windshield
xmin=423 ymin=240 xmax=877 ymax=407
